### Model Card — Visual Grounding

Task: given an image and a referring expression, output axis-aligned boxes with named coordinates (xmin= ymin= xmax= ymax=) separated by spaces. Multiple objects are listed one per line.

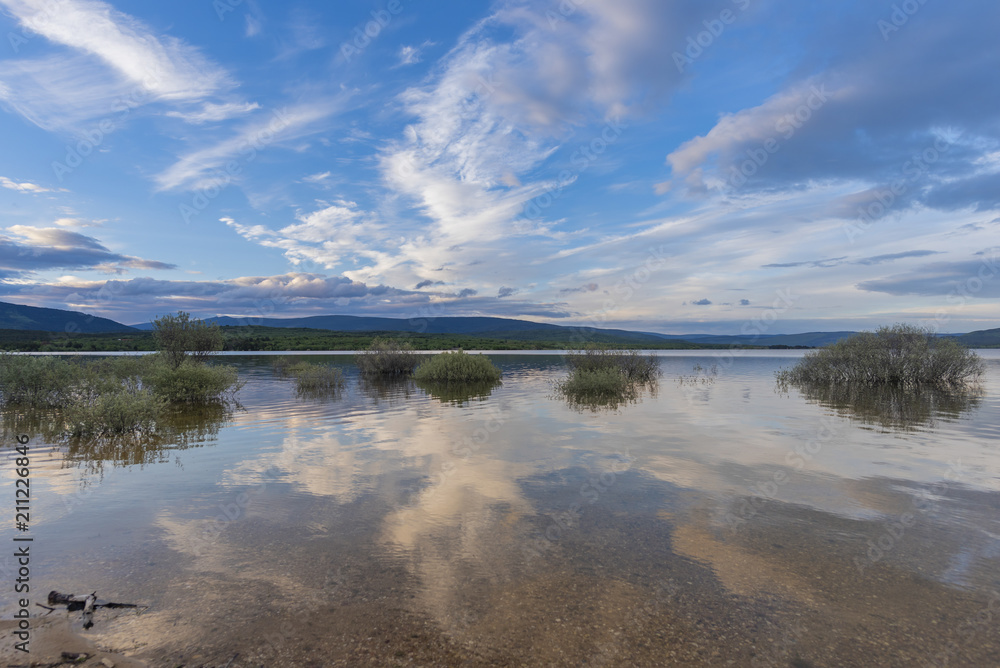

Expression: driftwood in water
xmin=46 ymin=590 xmax=147 ymax=629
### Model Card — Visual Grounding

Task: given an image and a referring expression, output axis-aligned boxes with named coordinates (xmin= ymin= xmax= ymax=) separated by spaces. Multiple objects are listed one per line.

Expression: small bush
xmin=285 ymin=362 xmax=346 ymax=392
xmin=0 ymin=354 xmax=83 ymax=408
xmin=556 ymin=368 xmax=643 ymax=411
xmin=413 ymin=351 xmax=502 ymax=383
xmin=557 ymin=345 xmax=660 ymax=410
xmin=566 ymin=345 xmax=660 ymax=382
xmin=355 ymin=338 xmax=421 ymax=378
xmin=1 ymin=351 xmax=242 ymax=442
xmin=559 ymin=367 xmax=632 ymax=397
xmin=271 ymin=356 xmax=295 ymax=376
xmin=64 ymin=388 xmax=164 ymax=437
xmin=145 ymin=359 xmax=243 ymax=403
xmin=776 ymin=324 xmax=983 ymax=389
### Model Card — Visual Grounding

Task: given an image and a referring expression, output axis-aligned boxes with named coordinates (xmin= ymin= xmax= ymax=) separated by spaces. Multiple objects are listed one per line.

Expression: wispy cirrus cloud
xmin=0 ymin=0 xmax=233 ymax=132
xmin=164 ymin=101 xmax=261 ymax=124
xmin=363 ymin=0 xmax=732 ymax=299
xmin=0 ymin=0 xmax=230 ymax=99
xmin=763 ymin=250 xmax=940 ymax=269
xmin=155 ymin=101 xmax=346 ymax=191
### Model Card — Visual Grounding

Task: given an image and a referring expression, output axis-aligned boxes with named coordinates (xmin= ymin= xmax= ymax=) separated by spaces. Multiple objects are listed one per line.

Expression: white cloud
xmin=301 ymin=171 xmax=332 ymax=185
xmin=245 ymin=14 xmax=262 ymax=37
xmin=398 ymin=45 xmax=421 ymax=66
xmin=0 ymin=0 xmax=230 ymax=100
xmin=0 ymin=54 xmax=137 ymax=132
xmin=666 ymin=79 xmax=852 ymax=192
xmin=165 ymin=101 xmax=261 ymax=124
xmin=0 ymin=0 xmax=231 ymax=132
xmin=366 ymin=0 xmax=708 ymax=292
xmin=0 ymin=176 xmax=51 ymax=193
xmin=52 ymin=217 xmax=105 ymax=228
xmin=396 ymin=41 xmax=436 ymax=67
xmin=223 ymin=200 xmax=385 ymax=271
xmin=155 ymin=101 xmax=345 ymax=191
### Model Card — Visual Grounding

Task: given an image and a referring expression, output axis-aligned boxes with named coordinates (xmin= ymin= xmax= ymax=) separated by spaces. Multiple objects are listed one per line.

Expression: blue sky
xmin=0 ymin=0 xmax=997 ymax=333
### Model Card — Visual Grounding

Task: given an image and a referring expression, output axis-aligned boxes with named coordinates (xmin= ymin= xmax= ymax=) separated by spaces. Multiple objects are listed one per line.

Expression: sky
xmin=0 ymin=0 xmax=997 ymax=334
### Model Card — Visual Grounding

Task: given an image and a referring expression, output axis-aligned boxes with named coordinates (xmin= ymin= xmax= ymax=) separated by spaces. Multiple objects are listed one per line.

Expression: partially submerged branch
xmin=46 ymin=590 xmax=147 ymax=629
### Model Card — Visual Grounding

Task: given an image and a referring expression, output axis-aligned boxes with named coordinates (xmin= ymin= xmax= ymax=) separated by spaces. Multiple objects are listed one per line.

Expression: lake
xmin=3 ymin=351 xmax=999 ymax=666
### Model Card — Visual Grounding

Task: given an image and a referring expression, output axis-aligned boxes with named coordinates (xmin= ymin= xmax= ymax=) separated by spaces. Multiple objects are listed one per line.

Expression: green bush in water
xmin=355 ymin=338 xmax=421 ymax=378
xmin=144 ymin=358 xmax=243 ymax=403
xmin=0 ymin=352 xmax=242 ymax=440
xmin=0 ymin=353 xmax=83 ymax=408
xmin=412 ymin=350 xmax=502 ymax=383
xmin=565 ymin=345 xmax=660 ymax=383
xmin=285 ymin=362 xmax=346 ymax=392
xmin=64 ymin=388 xmax=165 ymax=437
xmin=776 ymin=324 xmax=984 ymax=389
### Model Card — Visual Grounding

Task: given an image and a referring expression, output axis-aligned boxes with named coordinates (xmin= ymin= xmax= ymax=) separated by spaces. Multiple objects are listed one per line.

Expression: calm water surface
xmin=2 ymin=351 xmax=999 ymax=666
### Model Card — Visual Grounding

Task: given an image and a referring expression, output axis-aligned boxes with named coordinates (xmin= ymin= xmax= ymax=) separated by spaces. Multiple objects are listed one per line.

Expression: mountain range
xmin=0 ymin=300 xmax=136 ymax=334
xmin=0 ymin=300 xmax=997 ymax=348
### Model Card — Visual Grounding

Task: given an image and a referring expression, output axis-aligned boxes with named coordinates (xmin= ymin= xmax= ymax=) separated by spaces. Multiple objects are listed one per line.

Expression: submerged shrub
xmin=413 ymin=351 xmax=502 ymax=383
xmin=1 ymin=351 xmax=242 ymax=442
xmin=0 ymin=354 xmax=83 ymax=408
xmin=566 ymin=345 xmax=661 ymax=383
xmin=776 ymin=325 xmax=984 ymax=389
xmin=285 ymin=362 xmax=346 ymax=393
xmin=271 ymin=356 xmax=295 ymax=376
xmin=145 ymin=358 xmax=243 ymax=403
xmin=557 ymin=345 xmax=660 ymax=411
xmin=559 ymin=367 xmax=632 ymax=398
xmin=355 ymin=338 xmax=421 ymax=378
xmin=555 ymin=368 xmax=649 ymax=412
xmin=64 ymin=388 xmax=165 ymax=437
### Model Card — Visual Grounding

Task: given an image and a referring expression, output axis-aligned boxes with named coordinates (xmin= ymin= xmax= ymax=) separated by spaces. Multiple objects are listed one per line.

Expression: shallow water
xmin=3 ymin=351 xmax=999 ymax=666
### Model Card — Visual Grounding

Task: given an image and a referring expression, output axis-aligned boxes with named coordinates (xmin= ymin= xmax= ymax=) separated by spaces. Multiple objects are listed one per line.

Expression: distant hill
xmin=952 ymin=328 xmax=1000 ymax=348
xmin=134 ymin=314 xmax=676 ymax=345
xmin=0 ymin=300 xmax=135 ymax=333
xmin=647 ymin=331 xmax=860 ymax=347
